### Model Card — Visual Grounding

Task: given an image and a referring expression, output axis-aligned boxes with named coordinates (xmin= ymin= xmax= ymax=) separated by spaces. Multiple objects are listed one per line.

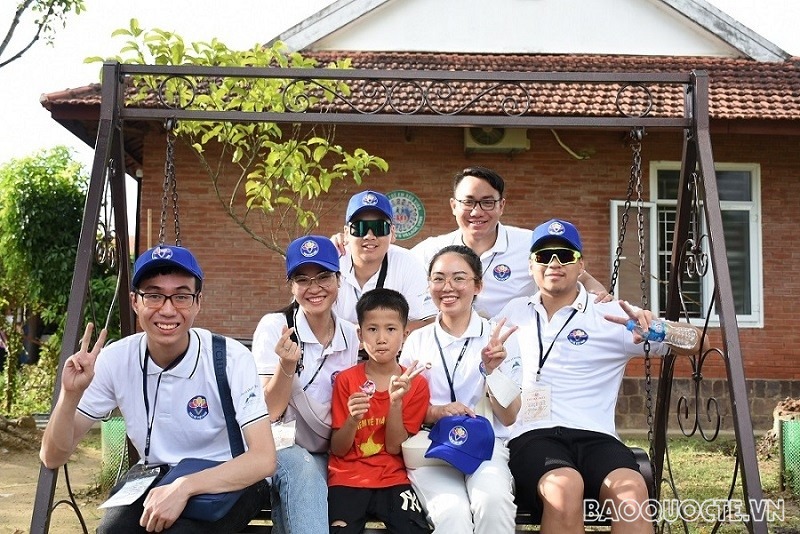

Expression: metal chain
xmin=160 ymin=119 xmax=181 ymax=246
xmin=609 ymin=141 xmax=637 ymax=294
xmin=630 ymin=126 xmax=657 ymax=468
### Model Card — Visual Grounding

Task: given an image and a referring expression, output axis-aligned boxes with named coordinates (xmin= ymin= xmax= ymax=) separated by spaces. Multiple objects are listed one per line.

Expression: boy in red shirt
xmin=328 ymin=288 xmax=431 ymax=533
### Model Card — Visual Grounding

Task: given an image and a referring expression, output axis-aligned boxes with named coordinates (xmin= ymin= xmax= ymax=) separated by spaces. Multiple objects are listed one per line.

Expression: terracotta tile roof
xmin=40 ymin=53 xmax=800 ymax=121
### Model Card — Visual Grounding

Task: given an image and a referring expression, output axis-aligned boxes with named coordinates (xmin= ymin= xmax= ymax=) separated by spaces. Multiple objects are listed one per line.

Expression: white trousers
xmin=408 ymin=438 xmax=516 ymax=534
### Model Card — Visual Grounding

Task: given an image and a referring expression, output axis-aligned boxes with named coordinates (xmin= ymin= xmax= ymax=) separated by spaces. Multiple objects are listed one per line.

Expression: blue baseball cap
xmin=531 ymin=218 xmax=583 ymax=253
xmin=425 ymin=415 xmax=495 ymax=474
xmin=345 ymin=190 xmax=393 ymax=222
xmin=286 ymin=235 xmax=340 ymax=279
xmin=132 ymin=245 xmax=204 ymax=288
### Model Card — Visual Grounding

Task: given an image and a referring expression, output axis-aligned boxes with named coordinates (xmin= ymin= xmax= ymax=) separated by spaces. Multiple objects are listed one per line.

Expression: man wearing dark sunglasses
xmin=411 ymin=166 xmax=608 ymax=318
xmin=496 ymin=219 xmax=698 ymax=532
xmin=332 ymin=190 xmax=436 ymax=330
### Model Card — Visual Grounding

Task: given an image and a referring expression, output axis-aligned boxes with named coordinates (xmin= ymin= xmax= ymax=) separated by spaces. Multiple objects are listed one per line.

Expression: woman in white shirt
xmin=252 ymin=235 xmax=359 ymax=534
xmin=400 ymin=244 xmax=522 ymax=534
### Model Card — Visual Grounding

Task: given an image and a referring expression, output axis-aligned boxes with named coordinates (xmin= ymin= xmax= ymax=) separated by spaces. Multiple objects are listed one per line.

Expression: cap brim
xmin=424 ymin=443 xmax=484 ymax=474
xmin=132 ymin=259 xmax=202 ymax=287
xmin=287 ymin=259 xmax=341 ymax=279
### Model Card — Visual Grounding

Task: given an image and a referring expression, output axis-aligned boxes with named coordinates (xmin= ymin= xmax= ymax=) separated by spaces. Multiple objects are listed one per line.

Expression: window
xmin=610 ymin=163 xmax=762 ymax=327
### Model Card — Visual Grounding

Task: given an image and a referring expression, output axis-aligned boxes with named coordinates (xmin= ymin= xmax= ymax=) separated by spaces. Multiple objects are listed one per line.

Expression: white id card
xmin=272 ymin=419 xmax=297 ymax=450
xmin=99 ymin=465 xmax=162 ymax=508
xmin=522 ymin=384 xmax=552 ymax=423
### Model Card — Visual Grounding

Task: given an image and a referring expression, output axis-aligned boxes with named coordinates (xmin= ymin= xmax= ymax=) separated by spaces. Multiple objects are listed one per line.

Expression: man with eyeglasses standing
xmin=335 ymin=190 xmax=436 ymax=330
xmin=411 ymin=167 xmax=608 ymax=319
xmin=40 ymin=245 xmax=275 ymax=533
xmin=502 ymin=219 xmax=698 ymax=532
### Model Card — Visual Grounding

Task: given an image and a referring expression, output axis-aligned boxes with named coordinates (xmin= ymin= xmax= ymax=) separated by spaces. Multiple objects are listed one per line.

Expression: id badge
xmin=272 ymin=419 xmax=297 ymax=450
xmin=99 ymin=464 xmax=162 ymax=508
xmin=522 ymin=384 xmax=552 ymax=423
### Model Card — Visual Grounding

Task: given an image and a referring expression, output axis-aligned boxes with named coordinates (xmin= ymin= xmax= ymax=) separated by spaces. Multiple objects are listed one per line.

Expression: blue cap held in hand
xmin=132 ymin=245 xmax=204 ymax=288
xmin=425 ymin=415 xmax=495 ymax=474
xmin=285 ymin=235 xmax=340 ymax=279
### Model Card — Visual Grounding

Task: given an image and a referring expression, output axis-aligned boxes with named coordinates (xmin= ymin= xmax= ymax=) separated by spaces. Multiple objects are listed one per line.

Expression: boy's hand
xmin=389 ymin=361 xmax=425 ymax=404
xmin=481 ymin=318 xmax=517 ymax=375
xmin=347 ymin=392 xmax=370 ymax=422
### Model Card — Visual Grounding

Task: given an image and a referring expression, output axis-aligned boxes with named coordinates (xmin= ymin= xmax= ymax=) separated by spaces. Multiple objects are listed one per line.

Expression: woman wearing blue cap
xmin=400 ymin=245 xmax=522 ymax=534
xmin=252 ymin=236 xmax=360 ymax=534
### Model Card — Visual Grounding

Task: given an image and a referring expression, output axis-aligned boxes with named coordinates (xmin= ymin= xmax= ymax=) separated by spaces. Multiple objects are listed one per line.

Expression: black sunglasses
xmin=349 ymin=219 xmax=392 ymax=238
xmin=531 ymin=248 xmax=582 ymax=266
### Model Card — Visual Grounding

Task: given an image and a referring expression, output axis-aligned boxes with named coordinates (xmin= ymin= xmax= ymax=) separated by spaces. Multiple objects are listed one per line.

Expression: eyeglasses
xmin=531 ymin=248 xmax=582 ymax=266
xmin=135 ymin=291 xmax=198 ymax=309
xmin=291 ymin=271 xmax=337 ymax=288
xmin=349 ymin=219 xmax=392 ymax=238
xmin=429 ymin=274 xmax=478 ymax=289
xmin=454 ymin=198 xmax=501 ymax=211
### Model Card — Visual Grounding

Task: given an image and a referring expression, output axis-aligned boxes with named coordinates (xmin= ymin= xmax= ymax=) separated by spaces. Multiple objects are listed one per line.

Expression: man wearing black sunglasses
xmin=332 ymin=190 xmax=436 ymax=331
xmin=498 ymin=219 xmax=698 ymax=532
xmin=411 ymin=166 xmax=608 ymax=318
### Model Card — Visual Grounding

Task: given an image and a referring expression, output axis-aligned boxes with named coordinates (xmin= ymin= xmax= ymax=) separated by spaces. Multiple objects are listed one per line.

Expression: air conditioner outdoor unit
xmin=464 ymin=127 xmax=530 ymax=153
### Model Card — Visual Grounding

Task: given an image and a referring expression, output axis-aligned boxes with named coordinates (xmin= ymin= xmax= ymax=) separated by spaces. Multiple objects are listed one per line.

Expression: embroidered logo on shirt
xmin=493 ymin=264 xmax=511 ymax=281
xmin=187 ymin=395 xmax=209 ymax=419
xmin=567 ymin=328 xmax=589 ymax=345
xmin=331 ymin=370 xmax=341 ymax=386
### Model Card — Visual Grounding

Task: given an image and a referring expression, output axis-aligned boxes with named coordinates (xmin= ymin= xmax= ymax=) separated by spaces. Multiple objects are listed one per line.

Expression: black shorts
xmin=508 ymin=427 xmax=640 ymax=521
xmin=328 ymin=484 xmax=430 ymax=534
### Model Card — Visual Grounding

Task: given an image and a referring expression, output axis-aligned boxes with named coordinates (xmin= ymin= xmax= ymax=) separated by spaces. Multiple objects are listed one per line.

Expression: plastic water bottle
xmin=625 ymin=319 xmax=698 ymax=350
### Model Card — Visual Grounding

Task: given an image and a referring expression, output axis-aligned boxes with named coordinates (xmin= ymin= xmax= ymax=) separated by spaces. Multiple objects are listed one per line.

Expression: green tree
xmin=1 ymin=0 xmax=85 ymax=69
xmin=90 ymin=21 xmax=388 ymax=255
xmin=0 ymin=146 xmax=119 ymax=413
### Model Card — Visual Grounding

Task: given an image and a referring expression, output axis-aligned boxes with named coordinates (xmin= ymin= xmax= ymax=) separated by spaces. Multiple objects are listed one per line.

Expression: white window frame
xmin=648 ymin=161 xmax=763 ymax=328
xmin=609 ymin=200 xmax=658 ymax=305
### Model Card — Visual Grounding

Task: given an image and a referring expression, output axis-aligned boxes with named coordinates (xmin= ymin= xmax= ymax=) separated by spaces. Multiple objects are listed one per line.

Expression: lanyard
xmin=141 ymin=337 xmax=190 ymax=467
xmin=294 ymin=310 xmax=337 ymax=391
xmin=433 ymin=321 xmax=483 ymax=402
xmin=534 ymin=308 xmax=579 ymax=381
xmin=351 ymin=253 xmax=389 ymax=301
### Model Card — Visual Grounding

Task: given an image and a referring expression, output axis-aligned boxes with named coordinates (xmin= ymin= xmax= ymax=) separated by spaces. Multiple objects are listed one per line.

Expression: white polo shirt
xmin=508 ymin=285 xmax=669 ymax=441
xmin=252 ymin=310 xmax=359 ymax=405
xmin=400 ymin=311 xmax=522 ymax=438
xmin=77 ymin=328 xmax=268 ymax=467
xmin=334 ymin=244 xmax=436 ymax=325
xmin=411 ymin=223 xmax=536 ymax=319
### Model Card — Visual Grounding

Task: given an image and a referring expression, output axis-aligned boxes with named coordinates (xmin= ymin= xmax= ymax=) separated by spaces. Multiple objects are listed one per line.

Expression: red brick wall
xmin=133 ymin=125 xmax=800 ymax=381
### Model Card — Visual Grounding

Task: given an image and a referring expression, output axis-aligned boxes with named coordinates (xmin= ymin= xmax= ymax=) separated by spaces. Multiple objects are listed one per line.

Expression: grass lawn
xmin=624 ymin=435 xmax=799 ymax=533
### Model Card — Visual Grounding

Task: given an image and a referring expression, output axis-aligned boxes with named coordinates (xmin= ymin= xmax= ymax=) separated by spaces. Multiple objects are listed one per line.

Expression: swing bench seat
xmin=241 ymin=447 xmax=654 ymax=532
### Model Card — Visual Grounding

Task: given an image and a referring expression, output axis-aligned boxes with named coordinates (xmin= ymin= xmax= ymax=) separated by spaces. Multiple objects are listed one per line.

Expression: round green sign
xmin=387 ymin=190 xmax=425 ymax=240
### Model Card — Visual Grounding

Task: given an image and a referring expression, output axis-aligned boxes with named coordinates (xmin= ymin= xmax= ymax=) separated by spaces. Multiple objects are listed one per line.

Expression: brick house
xmin=40 ymin=0 xmax=800 ymax=431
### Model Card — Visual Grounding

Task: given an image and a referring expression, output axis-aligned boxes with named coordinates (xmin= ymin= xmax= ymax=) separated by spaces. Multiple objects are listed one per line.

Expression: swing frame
xmin=30 ymin=62 xmax=767 ymax=533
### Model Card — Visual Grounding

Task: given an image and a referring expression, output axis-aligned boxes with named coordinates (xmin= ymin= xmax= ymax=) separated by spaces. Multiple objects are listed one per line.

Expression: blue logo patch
xmin=300 ymin=239 xmax=320 ymax=258
xmin=361 ymin=193 xmax=379 ymax=206
xmin=331 ymin=370 xmax=341 ymax=386
xmin=567 ymin=329 xmax=589 ymax=345
xmin=448 ymin=425 xmax=469 ymax=446
xmin=187 ymin=395 xmax=209 ymax=419
xmin=493 ymin=264 xmax=511 ymax=281
xmin=547 ymin=221 xmax=566 ymax=236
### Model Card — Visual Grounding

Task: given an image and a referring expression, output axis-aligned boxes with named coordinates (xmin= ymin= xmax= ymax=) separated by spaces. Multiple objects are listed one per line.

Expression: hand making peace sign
xmin=481 ymin=318 xmax=518 ymax=375
xmin=61 ymin=323 xmax=107 ymax=394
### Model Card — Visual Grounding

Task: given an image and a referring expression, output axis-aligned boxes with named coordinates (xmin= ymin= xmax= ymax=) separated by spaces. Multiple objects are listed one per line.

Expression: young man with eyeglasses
xmin=333 ymin=190 xmax=436 ymax=331
xmin=501 ymin=219 xmax=699 ymax=532
xmin=411 ymin=167 xmax=608 ymax=319
xmin=40 ymin=245 xmax=275 ymax=533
